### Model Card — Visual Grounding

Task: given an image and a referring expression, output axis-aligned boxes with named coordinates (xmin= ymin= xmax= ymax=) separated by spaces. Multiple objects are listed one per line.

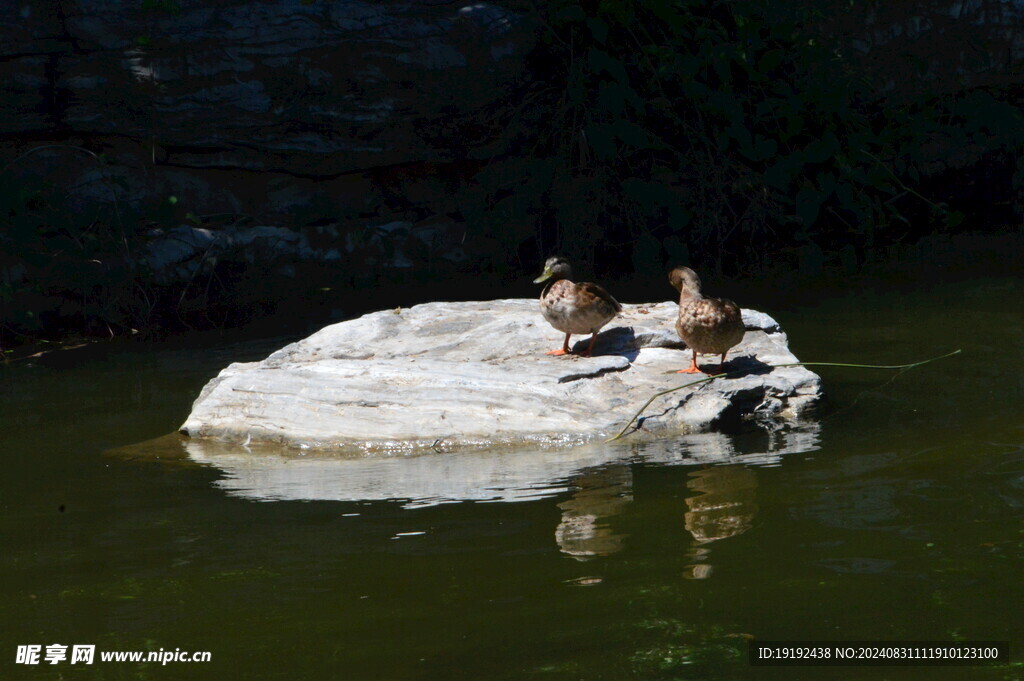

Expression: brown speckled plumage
xmin=669 ymin=266 xmax=745 ymax=374
xmin=534 ymin=256 xmax=621 ymax=356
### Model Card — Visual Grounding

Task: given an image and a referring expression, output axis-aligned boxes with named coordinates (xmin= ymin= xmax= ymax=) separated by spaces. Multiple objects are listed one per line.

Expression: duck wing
xmin=577 ymin=282 xmax=623 ymax=315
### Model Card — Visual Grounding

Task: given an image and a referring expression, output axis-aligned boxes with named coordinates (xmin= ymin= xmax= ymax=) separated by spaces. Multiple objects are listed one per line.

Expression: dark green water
xmin=2 ymin=270 xmax=1023 ymax=681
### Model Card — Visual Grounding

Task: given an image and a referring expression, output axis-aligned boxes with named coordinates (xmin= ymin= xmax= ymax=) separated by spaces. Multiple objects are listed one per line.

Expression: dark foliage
xmin=2 ymin=0 xmax=1022 ymax=348
xmin=496 ymin=0 xmax=1023 ymax=278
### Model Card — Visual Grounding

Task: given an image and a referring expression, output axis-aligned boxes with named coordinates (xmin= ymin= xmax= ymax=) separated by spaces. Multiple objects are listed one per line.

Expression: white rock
xmin=179 ymin=299 xmax=823 ymax=452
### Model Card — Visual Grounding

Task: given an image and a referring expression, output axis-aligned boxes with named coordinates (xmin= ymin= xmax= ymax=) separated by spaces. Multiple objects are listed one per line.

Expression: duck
xmin=533 ymin=256 xmax=622 ymax=357
xmin=669 ymin=266 xmax=745 ymax=375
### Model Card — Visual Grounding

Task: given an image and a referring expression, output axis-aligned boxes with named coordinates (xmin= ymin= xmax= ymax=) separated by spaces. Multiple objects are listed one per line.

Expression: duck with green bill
xmin=533 ymin=256 xmax=622 ymax=357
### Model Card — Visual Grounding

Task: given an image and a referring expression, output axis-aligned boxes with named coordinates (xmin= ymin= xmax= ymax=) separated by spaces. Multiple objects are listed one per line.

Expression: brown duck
xmin=669 ymin=266 xmax=745 ymax=375
xmin=533 ymin=256 xmax=622 ymax=357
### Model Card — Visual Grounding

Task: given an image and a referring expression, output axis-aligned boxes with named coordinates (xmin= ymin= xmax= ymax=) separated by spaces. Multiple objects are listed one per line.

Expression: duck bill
xmin=533 ymin=268 xmax=553 ymax=284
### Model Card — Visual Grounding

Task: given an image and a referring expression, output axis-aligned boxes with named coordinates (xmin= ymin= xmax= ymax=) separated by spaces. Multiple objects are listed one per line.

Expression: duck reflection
xmin=555 ymin=465 xmax=633 ymax=560
xmin=548 ymin=426 xmax=819 ymax=570
xmin=682 ymin=464 xmax=759 ymax=579
xmin=548 ymin=461 xmax=760 ymax=573
xmin=685 ymin=465 xmax=758 ymax=543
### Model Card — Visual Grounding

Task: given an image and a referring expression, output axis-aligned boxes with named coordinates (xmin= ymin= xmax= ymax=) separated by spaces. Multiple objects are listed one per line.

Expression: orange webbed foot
xmin=676 ymin=351 xmax=703 ymax=374
xmin=546 ymin=348 xmax=570 ymax=356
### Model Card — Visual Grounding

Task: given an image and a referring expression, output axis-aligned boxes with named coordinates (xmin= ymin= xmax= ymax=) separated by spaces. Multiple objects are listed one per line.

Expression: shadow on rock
xmin=581 ymin=326 xmax=640 ymax=361
xmin=721 ymin=354 xmax=774 ymax=377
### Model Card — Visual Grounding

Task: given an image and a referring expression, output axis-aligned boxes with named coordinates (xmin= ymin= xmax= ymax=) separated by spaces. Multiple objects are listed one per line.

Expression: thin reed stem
xmin=606 ymin=349 xmax=962 ymax=442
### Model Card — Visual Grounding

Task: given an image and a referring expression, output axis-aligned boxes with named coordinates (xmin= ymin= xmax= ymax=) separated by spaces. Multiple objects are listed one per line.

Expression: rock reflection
xmin=643 ymin=425 xmax=822 ymax=468
xmin=177 ymin=423 xmax=817 ymax=509
xmin=182 ymin=440 xmax=620 ymax=508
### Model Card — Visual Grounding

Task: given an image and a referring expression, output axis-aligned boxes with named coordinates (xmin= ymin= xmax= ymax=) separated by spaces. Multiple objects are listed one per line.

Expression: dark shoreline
xmin=4 ymin=228 xmax=1019 ymax=363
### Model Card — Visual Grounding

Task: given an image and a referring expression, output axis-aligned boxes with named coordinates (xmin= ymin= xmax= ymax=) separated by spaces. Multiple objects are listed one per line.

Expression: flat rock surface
xmin=179 ymin=299 xmax=822 ymax=452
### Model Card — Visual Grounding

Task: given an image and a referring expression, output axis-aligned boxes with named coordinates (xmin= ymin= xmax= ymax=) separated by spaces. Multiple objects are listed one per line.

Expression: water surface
xmin=2 ymin=271 xmax=1022 ymax=680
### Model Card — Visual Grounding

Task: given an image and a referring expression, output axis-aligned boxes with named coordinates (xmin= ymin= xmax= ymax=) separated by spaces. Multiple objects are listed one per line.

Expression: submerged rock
xmin=179 ymin=300 xmax=822 ymax=452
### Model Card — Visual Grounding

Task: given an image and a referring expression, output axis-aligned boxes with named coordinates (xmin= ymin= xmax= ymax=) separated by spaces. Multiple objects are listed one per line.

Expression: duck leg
xmin=579 ymin=333 xmax=599 ymax=357
xmin=546 ymin=332 xmax=572 ymax=356
xmin=712 ymin=351 xmax=730 ymax=375
xmin=698 ymin=351 xmax=733 ymax=376
xmin=676 ymin=349 xmax=703 ymax=374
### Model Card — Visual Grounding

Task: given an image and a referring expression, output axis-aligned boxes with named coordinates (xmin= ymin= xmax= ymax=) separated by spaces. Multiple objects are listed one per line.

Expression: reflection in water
xmin=642 ymin=426 xmax=822 ymax=468
xmin=182 ymin=423 xmax=820 ymax=509
xmin=555 ymin=466 xmax=633 ymax=560
xmin=182 ymin=424 xmax=820 ymax=572
xmin=184 ymin=440 xmax=621 ymax=508
xmin=682 ymin=465 xmax=759 ymax=579
xmin=685 ymin=466 xmax=759 ymax=543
